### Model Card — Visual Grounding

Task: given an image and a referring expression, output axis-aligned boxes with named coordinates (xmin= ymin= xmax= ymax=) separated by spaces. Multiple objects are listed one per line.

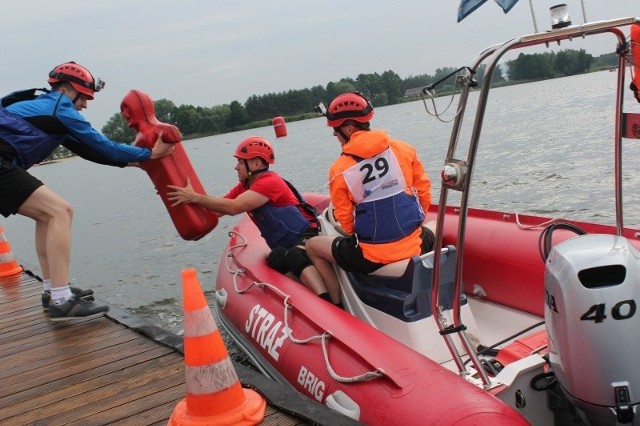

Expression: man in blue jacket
xmin=0 ymin=61 xmax=174 ymax=321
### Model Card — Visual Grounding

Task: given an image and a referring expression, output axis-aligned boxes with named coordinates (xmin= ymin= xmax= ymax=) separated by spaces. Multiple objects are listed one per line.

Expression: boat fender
xmin=120 ymin=89 xmax=218 ymax=240
xmin=284 ymin=246 xmax=312 ymax=276
xmin=272 ymin=116 xmax=287 ymax=138
xmin=324 ymin=391 xmax=360 ymax=421
xmin=630 ymin=23 xmax=640 ymax=103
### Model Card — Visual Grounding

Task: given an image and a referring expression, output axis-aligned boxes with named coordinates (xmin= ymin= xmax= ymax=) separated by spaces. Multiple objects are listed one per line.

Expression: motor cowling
xmin=545 ymin=234 xmax=640 ymax=425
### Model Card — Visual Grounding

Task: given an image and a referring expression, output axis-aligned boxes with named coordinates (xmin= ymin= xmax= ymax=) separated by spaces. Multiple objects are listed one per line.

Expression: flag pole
xmin=528 ymin=0 xmax=538 ymax=33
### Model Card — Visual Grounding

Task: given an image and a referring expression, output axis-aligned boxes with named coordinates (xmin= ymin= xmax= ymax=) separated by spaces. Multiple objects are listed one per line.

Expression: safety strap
xmin=1 ymin=88 xmax=49 ymax=108
xmin=284 ymin=179 xmax=321 ymax=230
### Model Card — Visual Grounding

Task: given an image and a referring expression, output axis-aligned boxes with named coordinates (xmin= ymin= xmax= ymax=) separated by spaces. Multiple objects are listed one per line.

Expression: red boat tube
xmin=215 ymin=194 xmax=530 ymax=426
xmin=120 ymin=89 xmax=218 ymax=240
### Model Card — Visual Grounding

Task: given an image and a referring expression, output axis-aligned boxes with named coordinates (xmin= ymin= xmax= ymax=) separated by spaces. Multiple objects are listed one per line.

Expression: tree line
xmin=96 ymin=48 xmax=614 ymax=144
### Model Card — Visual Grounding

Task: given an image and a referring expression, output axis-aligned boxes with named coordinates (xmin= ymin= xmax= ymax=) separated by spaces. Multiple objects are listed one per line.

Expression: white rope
xmin=512 ymin=211 xmax=565 ymax=230
xmin=224 ymin=230 xmax=383 ymax=384
xmin=421 ymin=90 xmax=459 ymax=123
xmin=420 ymin=71 xmax=469 ymax=123
xmin=320 ymin=333 xmax=384 ymax=383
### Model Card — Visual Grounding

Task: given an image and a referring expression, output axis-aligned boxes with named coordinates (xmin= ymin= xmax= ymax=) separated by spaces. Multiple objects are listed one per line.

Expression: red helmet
xmin=326 ymin=92 xmax=374 ymax=127
xmin=234 ymin=137 xmax=275 ymax=164
xmin=48 ymin=61 xmax=105 ymax=100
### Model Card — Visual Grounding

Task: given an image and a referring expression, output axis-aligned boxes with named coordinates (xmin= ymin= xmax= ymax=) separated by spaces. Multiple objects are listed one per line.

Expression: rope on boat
xmin=513 ymin=211 xmax=565 ymax=230
xmin=421 ymin=90 xmax=459 ymax=123
xmin=319 ymin=333 xmax=384 ymax=383
xmin=224 ymin=230 xmax=384 ymax=384
xmin=420 ymin=67 xmax=472 ymax=123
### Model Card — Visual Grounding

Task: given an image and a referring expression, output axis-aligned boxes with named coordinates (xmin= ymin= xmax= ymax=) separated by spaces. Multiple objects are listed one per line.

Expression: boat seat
xmin=346 ymin=246 xmax=464 ymax=322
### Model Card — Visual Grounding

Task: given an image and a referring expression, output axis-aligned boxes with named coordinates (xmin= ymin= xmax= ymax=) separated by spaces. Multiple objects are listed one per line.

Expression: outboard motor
xmin=545 ymin=234 xmax=640 ymax=425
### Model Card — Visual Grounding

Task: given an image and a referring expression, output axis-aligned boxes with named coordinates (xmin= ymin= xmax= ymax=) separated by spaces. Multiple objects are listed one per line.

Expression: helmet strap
xmin=71 ymin=93 xmax=83 ymax=105
xmin=242 ymin=159 xmax=252 ymax=187
xmin=242 ymin=159 xmax=269 ymax=188
xmin=337 ymin=127 xmax=351 ymax=142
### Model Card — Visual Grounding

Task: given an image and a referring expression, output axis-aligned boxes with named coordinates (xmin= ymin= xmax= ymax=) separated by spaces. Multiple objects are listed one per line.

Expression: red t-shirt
xmin=225 ymin=172 xmax=316 ymax=225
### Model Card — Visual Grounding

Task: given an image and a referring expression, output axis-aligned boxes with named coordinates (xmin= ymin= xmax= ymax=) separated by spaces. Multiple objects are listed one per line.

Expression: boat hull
xmin=214 ymin=194 xmax=535 ymax=425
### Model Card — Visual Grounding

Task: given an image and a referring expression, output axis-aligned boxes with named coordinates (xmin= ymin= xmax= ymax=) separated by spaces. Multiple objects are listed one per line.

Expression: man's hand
xmin=167 ymin=179 xmax=198 ymax=207
xmin=150 ymin=132 xmax=175 ymax=159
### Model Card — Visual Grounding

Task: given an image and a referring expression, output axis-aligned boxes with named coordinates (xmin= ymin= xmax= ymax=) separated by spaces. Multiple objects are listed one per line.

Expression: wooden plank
xmin=0 ymin=270 xmax=358 ymax=426
xmin=0 ymin=345 xmax=174 ymax=403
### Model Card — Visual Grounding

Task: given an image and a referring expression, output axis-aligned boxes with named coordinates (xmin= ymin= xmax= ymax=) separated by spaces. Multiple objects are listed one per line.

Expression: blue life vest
xmin=0 ymin=106 xmax=66 ymax=169
xmin=354 ymin=192 xmax=424 ymax=243
xmin=342 ymin=148 xmax=424 ymax=243
xmin=249 ymin=203 xmax=312 ymax=249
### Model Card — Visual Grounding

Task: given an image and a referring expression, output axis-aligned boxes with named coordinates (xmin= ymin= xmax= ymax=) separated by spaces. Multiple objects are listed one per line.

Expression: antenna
xmin=580 ymin=0 xmax=588 ymax=23
xmin=528 ymin=0 xmax=538 ymax=33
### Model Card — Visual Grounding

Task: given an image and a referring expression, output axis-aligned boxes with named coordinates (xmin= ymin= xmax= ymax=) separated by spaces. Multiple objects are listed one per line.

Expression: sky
xmin=0 ymin=1 xmax=637 ymax=128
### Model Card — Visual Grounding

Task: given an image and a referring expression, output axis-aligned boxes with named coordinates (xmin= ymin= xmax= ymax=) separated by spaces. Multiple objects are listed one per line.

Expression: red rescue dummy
xmin=120 ymin=90 xmax=218 ymax=240
xmin=631 ymin=23 xmax=640 ymax=103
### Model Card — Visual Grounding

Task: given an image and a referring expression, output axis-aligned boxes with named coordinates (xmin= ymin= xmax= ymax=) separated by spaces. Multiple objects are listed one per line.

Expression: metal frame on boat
xmin=215 ymin=15 xmax=640 ymax=426
xmin=433 ymin=14 xmax=640 ymax=387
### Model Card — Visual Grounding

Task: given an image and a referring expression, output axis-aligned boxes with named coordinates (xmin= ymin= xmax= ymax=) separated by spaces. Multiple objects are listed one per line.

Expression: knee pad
xmin=284 ymin=246 xmax=313 ymax=277
xmin=267 ymin=246 xmax=289 ymax=274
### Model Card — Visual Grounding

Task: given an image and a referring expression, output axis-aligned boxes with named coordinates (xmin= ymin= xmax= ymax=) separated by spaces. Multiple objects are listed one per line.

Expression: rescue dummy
xmin=120 ymin=89 xmax=218 ymax=240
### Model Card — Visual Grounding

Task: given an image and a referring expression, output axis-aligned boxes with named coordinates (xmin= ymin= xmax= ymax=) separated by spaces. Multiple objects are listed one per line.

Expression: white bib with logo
xmin=341 ymin=148 xmax=407 ymax=203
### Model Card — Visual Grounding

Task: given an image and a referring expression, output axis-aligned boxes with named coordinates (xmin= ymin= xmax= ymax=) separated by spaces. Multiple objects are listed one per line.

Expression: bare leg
xmin=297 ymin=265 xmax=325 ymax=294
xmin=305 ymin=236 xmax=341 ymax=304
xmin=18 ymin=186 xmax=73 ymax=289
xmin=34 ymin=219 xmax=49 ymax=279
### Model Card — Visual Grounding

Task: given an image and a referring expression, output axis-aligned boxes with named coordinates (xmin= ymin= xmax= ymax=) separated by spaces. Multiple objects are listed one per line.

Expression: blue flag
xmin=458 ymin=0 xmax=489 ymax=22
xmin=495 ymin=0 xmax=519 ymax=14
xmin=458 ymin=0 xmax=520 ymax=22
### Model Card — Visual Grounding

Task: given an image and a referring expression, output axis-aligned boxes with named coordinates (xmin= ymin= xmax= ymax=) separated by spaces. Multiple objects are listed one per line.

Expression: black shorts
xmin=331 ymin=226 xmax=436 ymax=274
xmin=296 ymin=225 xmax=319 ymax=246
xmin=0 ymin=155 xmax=43 ymax=217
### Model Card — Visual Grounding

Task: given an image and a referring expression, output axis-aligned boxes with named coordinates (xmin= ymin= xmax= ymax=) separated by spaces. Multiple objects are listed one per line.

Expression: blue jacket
xmin=1 ymin=90 xmax=151 ymax=169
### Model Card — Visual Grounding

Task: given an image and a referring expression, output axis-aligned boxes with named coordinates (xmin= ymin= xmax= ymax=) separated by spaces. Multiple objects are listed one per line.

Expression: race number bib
xmin=342 ymin=148 xmax=407 ymax=203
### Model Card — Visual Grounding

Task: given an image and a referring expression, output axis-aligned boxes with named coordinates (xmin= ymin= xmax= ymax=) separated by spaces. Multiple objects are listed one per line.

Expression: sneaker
xmin=48 ymin=296 xmax=109 ymax=322
xmin=42 ymin=286 xmax=94 ymax=310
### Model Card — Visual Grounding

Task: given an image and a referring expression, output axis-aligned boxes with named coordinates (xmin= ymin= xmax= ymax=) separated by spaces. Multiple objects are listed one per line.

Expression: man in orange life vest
xmin=305 ymin=92 xmax=435 ymax=296
xmin=167 ymin=136 xmax=339 ymax=305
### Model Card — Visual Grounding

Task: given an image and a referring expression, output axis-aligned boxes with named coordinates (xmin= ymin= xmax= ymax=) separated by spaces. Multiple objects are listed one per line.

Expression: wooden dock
xmin=0 ymin=270 xmax=360 ymax=425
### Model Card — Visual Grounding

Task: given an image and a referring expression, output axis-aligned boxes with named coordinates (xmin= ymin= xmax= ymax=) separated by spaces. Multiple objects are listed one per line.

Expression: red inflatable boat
xmin=215 ymin=15 xmax=640 ymax=426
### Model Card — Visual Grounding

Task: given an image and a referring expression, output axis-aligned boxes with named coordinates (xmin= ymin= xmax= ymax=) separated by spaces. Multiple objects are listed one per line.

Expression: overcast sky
xmin=0 ymin=1 xmax=636 ymax=128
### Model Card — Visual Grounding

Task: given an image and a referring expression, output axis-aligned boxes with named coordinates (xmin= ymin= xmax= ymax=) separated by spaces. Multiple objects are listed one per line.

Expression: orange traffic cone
xmin=168 ymin=268 xmax=266 ymax=426
xmin=0 ymin=226 xmax=22 ymax=277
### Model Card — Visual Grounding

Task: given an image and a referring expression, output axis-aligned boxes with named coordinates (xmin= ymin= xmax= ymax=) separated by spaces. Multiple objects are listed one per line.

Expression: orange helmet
xmin=234 ymin=137 xmax=275 ymax=164
xmin=48 ymin=61 xmax=105 ymax=100
xmin=326 ymin=92 xmax=374 ymax=127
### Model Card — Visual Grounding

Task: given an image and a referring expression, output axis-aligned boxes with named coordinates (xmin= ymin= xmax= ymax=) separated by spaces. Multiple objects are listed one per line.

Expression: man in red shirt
xmin=167 ymin=136 xmax=339 ymax=305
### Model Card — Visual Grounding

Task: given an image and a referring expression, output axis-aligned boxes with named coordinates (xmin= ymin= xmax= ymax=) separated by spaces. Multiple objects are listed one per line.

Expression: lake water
xmin=3 ymin=71 xmax=640 ymax=356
